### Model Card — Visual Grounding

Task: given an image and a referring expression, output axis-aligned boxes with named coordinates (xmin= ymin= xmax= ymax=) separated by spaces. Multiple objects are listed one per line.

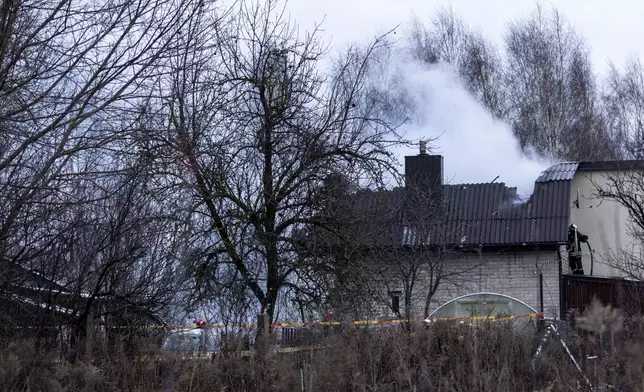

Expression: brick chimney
xmin=404 ymin=144 xmax=444 ymax=218
xmin=405 ymin=146 xmax=443 ymax=191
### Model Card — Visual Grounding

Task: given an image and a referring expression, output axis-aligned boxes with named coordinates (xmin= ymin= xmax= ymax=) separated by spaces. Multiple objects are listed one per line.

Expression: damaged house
xmin=312 ymin=146 xmax=644 ymax=321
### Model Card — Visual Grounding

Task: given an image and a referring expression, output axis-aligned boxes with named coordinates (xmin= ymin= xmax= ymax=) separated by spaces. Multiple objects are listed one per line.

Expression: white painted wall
xmin=569 ymin=170 xmax=639 ymax=277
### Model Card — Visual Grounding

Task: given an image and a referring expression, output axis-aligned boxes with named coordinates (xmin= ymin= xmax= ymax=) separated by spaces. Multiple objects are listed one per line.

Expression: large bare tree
xmin=407 ymin=6 xmax=506 ymax=118
xmin=319 ymin=173 xmax=480 ymax=320
xmin=0 ymin=0 xmax=202 ymax=306
xmin=503 ymin=5 xmax=616 ymax=161
xmin=603 ymin=56 xmax=644 ymax=159
xmin=138 ymin=0 xmax=405 ymax=324
xmin=406 ymin=5 xmax=619 ymax=162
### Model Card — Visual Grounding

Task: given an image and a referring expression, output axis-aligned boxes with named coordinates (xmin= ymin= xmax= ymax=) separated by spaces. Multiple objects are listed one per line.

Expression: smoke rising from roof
xmin=378 ymin=59 xmax=551 ymax=198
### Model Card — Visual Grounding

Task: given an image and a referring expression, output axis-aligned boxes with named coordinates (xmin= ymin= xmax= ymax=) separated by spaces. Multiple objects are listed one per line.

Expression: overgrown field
xmin=3 ymin=318 xmax=644 ymax=392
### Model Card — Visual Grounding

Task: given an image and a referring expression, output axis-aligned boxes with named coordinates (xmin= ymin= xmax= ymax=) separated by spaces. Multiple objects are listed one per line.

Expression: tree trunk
xmin=424 ymin=282 xmax=439 ymax=319
xmin=262 ymin=120 xmax=279 ymax=327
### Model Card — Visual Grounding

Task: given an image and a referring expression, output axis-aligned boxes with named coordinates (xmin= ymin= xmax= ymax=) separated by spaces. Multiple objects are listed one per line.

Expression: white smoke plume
xmin=377 ymin=59 xmax=551 ymax=198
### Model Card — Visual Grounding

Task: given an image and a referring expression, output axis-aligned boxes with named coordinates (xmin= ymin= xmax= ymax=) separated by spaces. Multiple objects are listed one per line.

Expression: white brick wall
xmin=371 ymin=248 xmax=564 ymax=320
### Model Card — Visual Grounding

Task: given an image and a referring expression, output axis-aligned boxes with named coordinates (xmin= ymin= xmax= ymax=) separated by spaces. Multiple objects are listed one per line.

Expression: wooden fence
xmin=562 ymin=274 xmax=644 ymax=317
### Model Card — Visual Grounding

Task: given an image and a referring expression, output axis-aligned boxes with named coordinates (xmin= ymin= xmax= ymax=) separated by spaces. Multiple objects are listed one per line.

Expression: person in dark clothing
xmin=568 ymin=224 xmax=588 ymax=275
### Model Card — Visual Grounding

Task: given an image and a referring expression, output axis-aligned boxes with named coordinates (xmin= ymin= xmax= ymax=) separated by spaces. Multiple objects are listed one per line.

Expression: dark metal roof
xmin=577 ymin=160 xmax=644 ymax=172
xmin=439 ymin=180 xmax=571 ymax=246
xmin=335 ymin=179 xmax=572 ymax=248
xmin=535 ymin=162 xmax=578 ymax=182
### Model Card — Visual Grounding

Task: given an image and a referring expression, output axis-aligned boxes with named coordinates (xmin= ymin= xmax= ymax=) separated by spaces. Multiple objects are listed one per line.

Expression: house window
xmin=389 ymin=291 xmax=402 ymax=314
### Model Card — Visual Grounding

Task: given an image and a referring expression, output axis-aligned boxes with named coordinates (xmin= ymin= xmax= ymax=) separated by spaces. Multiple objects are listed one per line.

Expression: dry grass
xmin=2 ymin=315 xmax=644 ymax=391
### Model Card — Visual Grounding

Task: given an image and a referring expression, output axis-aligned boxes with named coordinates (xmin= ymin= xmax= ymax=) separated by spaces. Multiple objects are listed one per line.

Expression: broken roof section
xmin=442 ymin=178 xmax=570 ymax=246
xmin=535 ymin=162 xmax=578 ymax=182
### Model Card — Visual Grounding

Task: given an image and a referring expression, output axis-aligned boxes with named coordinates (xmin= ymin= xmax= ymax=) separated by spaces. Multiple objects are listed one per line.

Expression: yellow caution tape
xmin=12 ymin=313 xmax=543 ymax=330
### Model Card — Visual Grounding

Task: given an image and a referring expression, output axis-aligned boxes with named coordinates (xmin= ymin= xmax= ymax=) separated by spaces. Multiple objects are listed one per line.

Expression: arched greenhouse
xmin=424 ymin=292 xmax=541 ymax=331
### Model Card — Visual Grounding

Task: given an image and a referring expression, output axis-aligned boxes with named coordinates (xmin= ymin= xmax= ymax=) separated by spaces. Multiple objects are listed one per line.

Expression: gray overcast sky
xmin=286 ymin=0 xmax=644 ymax=75
xmin=283 ymin=0 xmax=644 ymax=195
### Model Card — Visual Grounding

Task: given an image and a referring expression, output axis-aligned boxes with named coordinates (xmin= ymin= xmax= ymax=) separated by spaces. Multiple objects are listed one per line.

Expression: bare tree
xmin=4 ymin=144 xmax=185 ymax=357
xmin=458 ymin=31 xmax=506 ymax=118
xmin=311 ymin=167 xmax=482 ymax=321
xmin=503 ymin=5 xmax=615 ymax=161
xmin=0 ymin=0 xmax=202 ymax=314
xmin=603 ymin=55 xmax=644 ymax=159
xmin=407 ymin=6 xmax=468 ymax=66
xmin=407 ymin=7 xmax=506 ymax=118
xmin=403 ymin=4 xmax=620 ymax=161
xmin=137 ymin=0 xmax=405 ymax=325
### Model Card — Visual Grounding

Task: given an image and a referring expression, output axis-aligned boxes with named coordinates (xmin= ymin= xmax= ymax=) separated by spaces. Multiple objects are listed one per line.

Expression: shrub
xmin=2 ymin=316 xmax=644 ymax=391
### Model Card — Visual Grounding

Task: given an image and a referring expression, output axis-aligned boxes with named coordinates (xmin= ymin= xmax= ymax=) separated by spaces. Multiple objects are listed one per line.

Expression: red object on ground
xmin=196 ymin=318 xmax=206 ymax=327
